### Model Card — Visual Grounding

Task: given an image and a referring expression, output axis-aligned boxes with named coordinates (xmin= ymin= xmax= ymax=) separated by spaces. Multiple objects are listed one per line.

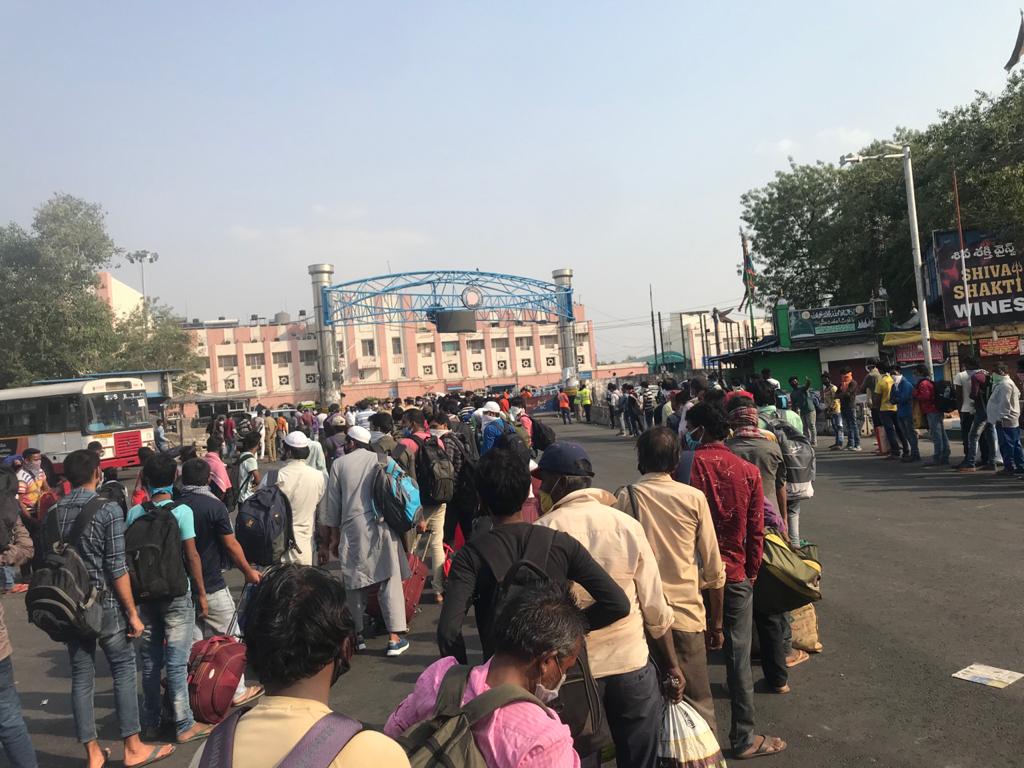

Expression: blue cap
xmin=533 ymin=442 xmax=595 ymax=478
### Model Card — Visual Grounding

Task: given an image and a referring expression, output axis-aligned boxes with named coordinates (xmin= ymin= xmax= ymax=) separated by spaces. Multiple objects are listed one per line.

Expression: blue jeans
xmin=67 ymin=606 xmax=140 ymax=743
xmin=841 ymin=406 xmax=859 ymax=447
xmin=926 ymin=412 xmax=951 ymax=463
xmin=0 ymin=656 xmax=37 ymax=767
xmin=996 ymin=426 xmax=1024 ymax=472
xmin=830 ymin=413 xmax=843 ymax=446
xmin=881 ymin=411 xmax=902 ymax=456
xmin=965 ymin=415 xmax=997 ymax=467
xmin=897 ymin=414 xmax=919 ymax=458
xmin=139 ymin=593 xmax=196 ymax=736
xmin=0 ymin=567 xmax=16 ymax=592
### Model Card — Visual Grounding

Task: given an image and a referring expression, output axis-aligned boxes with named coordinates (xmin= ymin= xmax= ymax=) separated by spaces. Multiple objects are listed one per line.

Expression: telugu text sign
xmin=935 ymin=229 xmax=1024 ymax=328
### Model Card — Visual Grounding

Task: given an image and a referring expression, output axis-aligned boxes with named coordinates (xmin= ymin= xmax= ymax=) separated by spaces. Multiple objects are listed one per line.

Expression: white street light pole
xmin=125 ymin=250 xmax=160 ymax=333
xmin=839 ymin=145 xmax=932 ymax=372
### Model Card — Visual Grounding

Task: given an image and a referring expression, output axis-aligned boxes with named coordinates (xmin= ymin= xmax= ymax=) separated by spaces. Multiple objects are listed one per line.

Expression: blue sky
xmin=2 ymin=1 xmax=1020 ymax=358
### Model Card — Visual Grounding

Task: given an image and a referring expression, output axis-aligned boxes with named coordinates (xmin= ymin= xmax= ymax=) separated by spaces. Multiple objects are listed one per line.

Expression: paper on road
xmin=952 ymin=664 xmax=1024 ymax=689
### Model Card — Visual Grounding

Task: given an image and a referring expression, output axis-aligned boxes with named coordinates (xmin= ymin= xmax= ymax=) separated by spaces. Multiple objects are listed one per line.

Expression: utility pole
xmin=125 ymin=250 xmax=159 ymax=334
xmin=657 ymin=311 xmax=666 ymax=376
xmin=953 ymin=170 xmax=975 ymax=355
xmin=649 ymin=285 xmax=659 ymax=372
xmin=679 ymin=313 xmax=689 ymax=371
xmin=712 ymin=308 xmax=723 ymax=378
xmin=740 ymin=231 xmax=756 ymax=345
xmin=902 ymin=145 xmax=933 ymax=373
xmin=697 ymin=312 xmax=709 ymax=367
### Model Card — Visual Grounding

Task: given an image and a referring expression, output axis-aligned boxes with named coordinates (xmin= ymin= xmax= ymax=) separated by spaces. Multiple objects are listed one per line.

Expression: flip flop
xmin=125 ymin=743 xmax=175 ymax=768
xmin=231 ymin=684 xmax=264 ymax=707
xmin=87 ymin=747 xmax=111 ymax=767
xmin=735 ymin=735 xmax=787 ymax=760
xmin=176 ymin=724 xmax=214 ymax=744
xmin=785 ymin=650 xmax=810 ymax=668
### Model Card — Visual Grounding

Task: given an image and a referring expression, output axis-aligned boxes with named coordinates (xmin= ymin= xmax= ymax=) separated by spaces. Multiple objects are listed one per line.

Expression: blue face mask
xmin=147 ymin=484 xmax=175 ymax=497
xmin=684 ymin=427 xmax=702 ymax=450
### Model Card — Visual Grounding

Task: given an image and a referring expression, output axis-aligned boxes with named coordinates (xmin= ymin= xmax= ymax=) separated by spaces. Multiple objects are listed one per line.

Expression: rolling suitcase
xmin=367 ymin=533 xmax=429 ymax=626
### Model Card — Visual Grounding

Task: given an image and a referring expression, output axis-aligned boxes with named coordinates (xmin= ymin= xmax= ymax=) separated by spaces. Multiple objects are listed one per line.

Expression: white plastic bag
xmin=656 ymin=699 xmax=727 ymax=767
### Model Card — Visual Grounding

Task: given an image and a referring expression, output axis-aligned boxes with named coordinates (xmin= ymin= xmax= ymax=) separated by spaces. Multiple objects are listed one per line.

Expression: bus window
xmin=0 ymin=399 xmax=39 ymax=438
xmin=83 ymin=391 xmax=151 ymax=434
xmin=43 ymin=396 xmax=83 ymax=433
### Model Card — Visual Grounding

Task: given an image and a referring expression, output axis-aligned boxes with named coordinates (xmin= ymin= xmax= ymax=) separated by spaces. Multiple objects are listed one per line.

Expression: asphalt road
xmin=9 ymin=420 xmax=1024 ymax=766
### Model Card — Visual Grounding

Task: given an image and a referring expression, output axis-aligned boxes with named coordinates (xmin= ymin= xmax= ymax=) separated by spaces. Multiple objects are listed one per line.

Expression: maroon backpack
xmin=188 ymin=636 xmax=247 ymax=724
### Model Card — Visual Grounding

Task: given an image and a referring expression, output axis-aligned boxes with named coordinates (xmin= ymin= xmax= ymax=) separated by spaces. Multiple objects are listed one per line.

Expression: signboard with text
xmin=789 ymin=303 xmax=874 ymax=340
xmin=978 ymin=337 xmax=1021 ymax=357
xmin=934 ymin=229 xmax=1024 ymax=328
xmin=894 ymin=340 xmax=945 ymax=364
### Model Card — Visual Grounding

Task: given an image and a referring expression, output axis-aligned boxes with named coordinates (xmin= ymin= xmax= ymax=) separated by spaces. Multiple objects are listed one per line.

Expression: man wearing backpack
xmin=535 ymin=443 xmax=685 ymax=767
xmin=204 ymin=437 xmax=232 ymax=500
xmin=388 ymin=585 xmax=585 ymax=767
xmin=912 ymin=364 xmax=951 ymax=466
xmin=233 ymin=432 xmax=262 ymax=508
xmin=127 ymin=453 xmax=213 ymax=745
xmin=49 ymin=450 xmax=176 ymax=768
xmin=432 ymin=411 xmax=479 ymax=547
xmin=321 ymin=426 xmax=411 ymax=657
xmin=178 ymin=459 xmax=264 ymax=707
xmin=399 ymin=409 xmax=453 ymax=604
xmin=479 ymin=401 xmax=516 ymax=455
xmin=190 ymin=564 xmax=411 ymax=767
xmin=959 ymin=360 xmax=999 ymax=472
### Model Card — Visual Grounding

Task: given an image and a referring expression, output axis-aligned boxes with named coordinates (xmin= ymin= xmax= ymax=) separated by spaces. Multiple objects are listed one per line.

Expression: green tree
xmin=0 ymin=195 xmax=120 ymax=388
xmin=110 ymin=302 xmax=207 ymax=393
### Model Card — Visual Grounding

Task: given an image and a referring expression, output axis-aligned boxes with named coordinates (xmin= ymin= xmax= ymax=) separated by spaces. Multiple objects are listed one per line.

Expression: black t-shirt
xmin=437 ymin=522 xmax=630 ymax=664
xmin=179 ymin=490 xmax=233 ymax=594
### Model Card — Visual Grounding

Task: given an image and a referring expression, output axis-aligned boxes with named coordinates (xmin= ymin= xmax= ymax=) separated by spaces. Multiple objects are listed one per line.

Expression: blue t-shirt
xmin=126 ymin=498 xmax=196 ymax=541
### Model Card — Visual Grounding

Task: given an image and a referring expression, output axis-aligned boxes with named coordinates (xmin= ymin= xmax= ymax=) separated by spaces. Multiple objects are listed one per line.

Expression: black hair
xmin=889 ymin=364 xmax=902 ymax=374
xmin=704 ymin=388 xmax=726 ymax=407
xmin=993 ymin=362 xmax=1009 ymax=375
xmin=243 ymin=564 xmax=355 ymax=689
xmin=637 ymin=426 xmax=680 ymax=474
xmin=727 ymin=395 xmax=757 ymax=411
xmin=402 ymin=409 xmax=424 ymax=429
xmin=369 ymin=412 xmax=394 ymax=433
xmin=761 ymin=368 xmax=772 ymax=377
xmin=476 ymin=445 xmax=531 ymax=518
xmin=963 ymin=356 xmax=980 ymax=369
xmin=241 ymin=432 xmax=261 ymax=451
xmin=914 ymin=363 xmax=930 ymax=377
xmin=492 ymin=583 xmax=588 ymax=662
xmin=138 ymin=446 xmax=155 ymax=463
xmin=102 ymin=467 xmax=119 ymax=482
xmin=671 ymin=390 xmax=689 ymax=408
xmin=206 ymin=436 xmax=224 ymax=453
xmin=87 ymin=441 xmax=103 ymax=453
xmin=510 ymin=396 xmax=525 ymax=408
xmin=285 ymin=445 xmax=311 ymax=461
xmin=64 ymin=450 xmax=100 ymax=487
xmin=179 ymin=445 xmax=198 ymax=462
xmin=22 ymin=448 xmax=41 ymax=460
xmin=181 ymin=458 xmax=212 ymax=487
xmin=685 ymin=401 xmax=729 ymax=441
xmin=749 ymin=379 xmax=776 ymax=407
xmin=841 ymin=366 xmax=852 ymax=375
xmin=143 ymin=452 xmax=178 ymax=487
xmin=689 ymin=374 xmax=708 ymax=395
xmin=428 ymin=411 xmax=447 ymax=427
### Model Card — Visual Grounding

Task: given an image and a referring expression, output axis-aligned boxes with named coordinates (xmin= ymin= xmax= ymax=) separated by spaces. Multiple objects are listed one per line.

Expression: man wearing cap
xmin=321 ymin=426 xmax=411 ymax=656
xmin=479 ymin=400 xmax=514 ymax=456
xmin=535 ymin=442 xmax=684 ymax=768
xmin=275 ymin=432 xmax=326 ymax=566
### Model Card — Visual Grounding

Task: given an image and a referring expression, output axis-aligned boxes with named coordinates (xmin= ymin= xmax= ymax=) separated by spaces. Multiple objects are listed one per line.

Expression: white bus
xmin=0 ymin=378 xmax=154 ymax=475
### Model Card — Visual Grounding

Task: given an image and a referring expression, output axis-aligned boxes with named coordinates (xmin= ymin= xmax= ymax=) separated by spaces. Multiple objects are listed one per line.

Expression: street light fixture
xmin=839 ymin=144 xmax=933 ymax=372
xmin=125 ymin=250 xmax=160 ymax=334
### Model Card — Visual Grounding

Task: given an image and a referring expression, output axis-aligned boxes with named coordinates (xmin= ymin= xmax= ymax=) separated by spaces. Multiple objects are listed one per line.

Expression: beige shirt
xmin=612 ymin=473 xmax=726 ymax=633
xmin=276 ymin=460 xmax=326 ymax=565
xmin=535 ymin=488 xmax=674 ymax=678
xmin=188 ymin=696 xmax=410 ymax=768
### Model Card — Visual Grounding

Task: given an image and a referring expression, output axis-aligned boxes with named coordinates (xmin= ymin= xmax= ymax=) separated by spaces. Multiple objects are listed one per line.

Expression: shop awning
xmin=881 ymin=331 xmax=971 ymax=346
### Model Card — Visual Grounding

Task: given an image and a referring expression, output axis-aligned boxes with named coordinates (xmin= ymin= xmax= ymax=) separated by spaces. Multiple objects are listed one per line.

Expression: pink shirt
xmin=384 ymin=658 xmax=579 ymax=768
xmin=204 ymin=452 xmax=231 ymax=492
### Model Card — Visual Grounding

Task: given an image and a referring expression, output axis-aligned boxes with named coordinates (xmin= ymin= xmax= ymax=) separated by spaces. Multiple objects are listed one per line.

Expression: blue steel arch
xmin=321 ymin=270 xmax=574 ymax=326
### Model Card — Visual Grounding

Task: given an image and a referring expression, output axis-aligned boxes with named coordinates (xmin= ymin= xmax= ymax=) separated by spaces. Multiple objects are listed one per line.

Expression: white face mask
xmin=892 ymin=374 xmax=903 ymax=384
xmin=534 ymin=668 xmax=567 ymax=704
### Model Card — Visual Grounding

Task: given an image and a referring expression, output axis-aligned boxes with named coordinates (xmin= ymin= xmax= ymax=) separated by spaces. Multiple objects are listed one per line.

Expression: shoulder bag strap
xmin=459 ymin=684 xmax=546 ymax=726
xmin=68 ymin=496 xmax=106 ymax=547
xmin=676 ymin=451 xmax=695 ymax=486
xmin=626 ymin=484 xmax=639 ymax=520
xmin=277 ymin=712 xmax=363 ymax=768
xmin=198 ymin=707 xmax=249 ymax=768
xmin=432 ymin=664 xmax=471 ymax=717
xmin=522 ymin=525 xmax=553 ymax=571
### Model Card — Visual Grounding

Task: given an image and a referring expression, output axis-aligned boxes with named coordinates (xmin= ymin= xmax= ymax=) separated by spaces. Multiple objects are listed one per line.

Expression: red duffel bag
xmin=188 ymin=636 xmax=247 ymax=724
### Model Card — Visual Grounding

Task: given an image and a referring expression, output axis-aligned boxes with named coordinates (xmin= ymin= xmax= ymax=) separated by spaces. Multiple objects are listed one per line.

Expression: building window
xmin=472 ymin=362 xmax=483 ymax=372
xmin=217 ymin=355 xmax=238 ymax=369
xmin=278 ymin=375 xmax=290 ymax=386
xmin=360 ymin=339 xmax=376 ymax=357
xmin=447 ymin=363 xmax=458 ymax=374
xmin=399 ymin=367 xmax=406 ymax=377
xmin=305 ymin=373 xmax=318 ymax=384
xmin=299 ymin=349 xmax=318 ymax=364
xmin=541 ymin=335 xmax=557 ymax=348
xmin=515 ymin=337 xmax=533 ymax=350
xmin=423 ymin=365 xmax=434 ymax=375
xmin=467 ymin=339 xmax=484 ymax=354
xmin=546 ymin=356 xmax=557 ymax=366
xmin=336 ymin=343 xmax=346 ymax=358
xmin=417 ymin=343 xmax=434 ymax=356
xmin=521 ymin=358 xmax=532 ymax=368
xmin=251 ymin=376 xmax=263 ymax=387
xmin=577 ymin=355 xmax=585 ymax=365
xmin=391 ymin=337 xmax=402 ymax=355
xmin=272 ymin=351 xmax=292 ymax=365
xmin=198 ymin=358 xmax=211 ymax=370
xmin=491 ymin=338 xmax=508 ymax=351
xmin=244 ymin=354 xmax=265 ymax=367
xmin=441 ymin=341 xmax=460 ymax=354
xmin=224 ymin=379 xmax=236 ymax=390
xmin=497 ymin=360 xmax=508 ymax=370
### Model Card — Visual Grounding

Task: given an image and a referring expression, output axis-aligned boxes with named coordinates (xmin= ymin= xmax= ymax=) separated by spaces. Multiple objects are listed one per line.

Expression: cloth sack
xmin=790 ymin=603 xmax=823 ymax=653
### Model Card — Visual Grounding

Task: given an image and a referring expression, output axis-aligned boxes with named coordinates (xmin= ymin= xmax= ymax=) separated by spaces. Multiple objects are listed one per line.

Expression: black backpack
xmin=474 ymin=528 xmax=607 ymax=756
xmin=225 ymin=453 xmax=254 ymax=512
xmin=235 ymin=470 xmax=298 ymax=566
xmin=446 ymin=437 xmax=479 ymax=513
xmin=97 ymin=480 xmax=128 ymax=519
xmin=410 ymin=435 xmax=456 ymax=505
xmin=26 ymin=497 xmax=106 ymax=642
xmin=125 ymin=501 xmax=189 ymax=602
xmin=531 ymin=419 xmax=556 ymax=452
xmin=933 ymin=380 xmax=958 ymax=413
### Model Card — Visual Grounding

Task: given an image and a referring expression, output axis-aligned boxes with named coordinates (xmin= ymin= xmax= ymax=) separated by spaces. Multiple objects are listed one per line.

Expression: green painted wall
xmin=752 ymin=349 xmax=822 ymax=386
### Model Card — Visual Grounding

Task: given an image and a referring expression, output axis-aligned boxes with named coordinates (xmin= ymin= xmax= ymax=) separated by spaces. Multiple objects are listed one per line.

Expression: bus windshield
xmin=83 ymin=391 xmax=151 ymax=434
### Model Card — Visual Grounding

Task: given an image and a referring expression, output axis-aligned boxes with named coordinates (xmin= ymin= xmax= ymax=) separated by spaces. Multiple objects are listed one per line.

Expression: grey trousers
xmin=723 ymin=579 xmax=755 ymax=753
xmin=346 ymin=577 xmax=408 ymax=635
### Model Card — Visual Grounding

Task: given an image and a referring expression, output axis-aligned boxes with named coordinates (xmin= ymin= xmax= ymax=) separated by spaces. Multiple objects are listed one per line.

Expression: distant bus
xmin=0 ymin=378 xmax=153 ymax=475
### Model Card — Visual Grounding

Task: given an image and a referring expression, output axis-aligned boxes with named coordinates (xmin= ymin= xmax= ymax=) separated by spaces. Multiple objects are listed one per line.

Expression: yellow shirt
xmin=612 ymin=474 xmax=726 ymax=634
xmin=876 ymin=375 xmax=897 ymax=412
xmin=188 ymin=696 xmax=410 ymax=768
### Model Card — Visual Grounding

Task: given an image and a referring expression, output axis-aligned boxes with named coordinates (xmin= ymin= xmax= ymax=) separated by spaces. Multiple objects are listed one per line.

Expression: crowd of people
xmin=2 ymin=355 xmax=1016 ymax=766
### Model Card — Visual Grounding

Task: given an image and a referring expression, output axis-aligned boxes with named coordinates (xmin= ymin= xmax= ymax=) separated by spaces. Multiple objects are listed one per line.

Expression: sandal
xmin=87 ymin=747 xmax=111 ymax=767
xmin=735 ymin=734 xmax=787 ymax=760
xmin=231 ymin=683 xmax=264 ymax=707
xmin=771 ymin=684 xmax=791 ymax=694
xmin=785 ymin=650 xmax=810 ymax=668
xmin=125 ymin=743 xmax=175 ymax=767
xmin=176 ymin=724 xmax=214 ymax=744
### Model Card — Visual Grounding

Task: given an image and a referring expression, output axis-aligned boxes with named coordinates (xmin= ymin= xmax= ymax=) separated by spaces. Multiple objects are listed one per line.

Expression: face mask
xmin=429 ymin=428 xmax=446 ymax=438
xmin=402 ymin=427 xmax=413 ymax=437
xmin=684 ymin=427 xmax=702 ymax=450
xmin=539 ymin=490 xmax=554 ymax=515
xmin=992 ymin=373 xmax=1008 ymax=384
xmin=892 ymin=374 xmax=903 ymax=384
xmin=534 ymin=668 xmax=567 ymax=704
xmin=147 ymin=484 xmax=175 ymax=497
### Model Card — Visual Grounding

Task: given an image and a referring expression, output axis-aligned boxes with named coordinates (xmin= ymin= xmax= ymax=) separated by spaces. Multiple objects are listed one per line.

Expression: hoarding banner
xmin=934 ymin=229 xmax=1024 ymax=328
xmin=789 ymin=303 xmax=874 ymax=340
xmin=978 ymin=336 xmax=1021 ymax=357
xmin=894 ymin=340 xmax=945 ymax=363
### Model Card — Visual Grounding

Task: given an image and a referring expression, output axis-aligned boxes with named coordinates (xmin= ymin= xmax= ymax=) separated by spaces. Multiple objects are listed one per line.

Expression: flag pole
xmin=953 ymin=169 xmax=975 ymax=354
xmin=741 ymin=229 xmax=757 ymax=345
